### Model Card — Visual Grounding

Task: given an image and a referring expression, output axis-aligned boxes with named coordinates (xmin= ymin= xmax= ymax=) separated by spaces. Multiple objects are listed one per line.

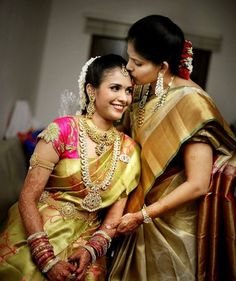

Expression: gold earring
xmin=86 ymin=93 xmax=95 ymax=118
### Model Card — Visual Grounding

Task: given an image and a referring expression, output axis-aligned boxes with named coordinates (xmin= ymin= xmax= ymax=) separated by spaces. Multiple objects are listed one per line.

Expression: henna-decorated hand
xmin=68 ymin=247 xmax=92 ymax=281
xmin=116 ymin=212 xmax=143 ymax=234
xmin=46 ymin=260 xmax=76 ymax=281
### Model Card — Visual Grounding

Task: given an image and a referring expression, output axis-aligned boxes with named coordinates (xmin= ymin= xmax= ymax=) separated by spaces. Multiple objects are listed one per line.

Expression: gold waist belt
xmin=39 ymin=191 xmax=97 ymax=224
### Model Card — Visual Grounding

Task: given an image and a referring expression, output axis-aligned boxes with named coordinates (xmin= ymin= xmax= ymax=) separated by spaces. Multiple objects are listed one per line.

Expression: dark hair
xmin=127 ymin=15 xmax=185 ymax=75
xmin=85 ymin=54 xmax=128 ymax=88
xmin=83 ymin=54 xmax=128 ymax=113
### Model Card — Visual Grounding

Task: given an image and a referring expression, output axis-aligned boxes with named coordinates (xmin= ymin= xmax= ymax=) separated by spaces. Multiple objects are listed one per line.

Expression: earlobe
xmin=161 ymin=61 xmax=169 ymax=74
xmin=86 ymin=83 xmax=95 ymax=95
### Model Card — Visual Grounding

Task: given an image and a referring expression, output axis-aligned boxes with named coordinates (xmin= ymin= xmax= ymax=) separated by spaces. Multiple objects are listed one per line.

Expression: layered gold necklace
xmin=79 ymin=117 xmax=121 ymax=212
xmin=137 ymin=76 xmax=174 ymax=127
xmin=82 ymin=117 xmax=118 ymax=156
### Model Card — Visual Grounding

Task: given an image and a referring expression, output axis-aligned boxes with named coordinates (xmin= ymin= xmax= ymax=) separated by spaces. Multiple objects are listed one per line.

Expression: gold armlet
xmin=29 ymin=153 xmax=55 ymax=171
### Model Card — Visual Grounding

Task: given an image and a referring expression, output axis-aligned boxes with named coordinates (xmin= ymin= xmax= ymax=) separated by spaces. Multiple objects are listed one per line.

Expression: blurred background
xmin=1 ymin=0 xmax=236 ymax=139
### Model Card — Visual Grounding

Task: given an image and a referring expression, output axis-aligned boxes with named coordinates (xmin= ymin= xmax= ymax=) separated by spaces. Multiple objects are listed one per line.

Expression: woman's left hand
xmin=116 ymin=212 xmax=143 ymax=234
xmin=68 ymin=247 xmax=92 ymax=281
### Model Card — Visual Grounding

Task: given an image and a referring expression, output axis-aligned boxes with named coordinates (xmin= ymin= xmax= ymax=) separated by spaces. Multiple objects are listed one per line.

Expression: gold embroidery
xmin=29 ymin=153 xmax=55 ymax=171
xmin=39 ymin=191 xmax=97 ymax=223
xmin=38 ymin=123 xmax=60 ymax=143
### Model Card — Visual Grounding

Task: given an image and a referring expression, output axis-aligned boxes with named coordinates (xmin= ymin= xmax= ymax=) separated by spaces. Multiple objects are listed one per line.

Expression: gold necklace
xmin=82 ymin=117 xmax=118 ymax=156
xmin=137 ymin=76 xmax=174 ymax=127
xmin=137 ymin=85 xmax=151 ymax=127
xmin=79 ymin=117 xmax=121 ymax=211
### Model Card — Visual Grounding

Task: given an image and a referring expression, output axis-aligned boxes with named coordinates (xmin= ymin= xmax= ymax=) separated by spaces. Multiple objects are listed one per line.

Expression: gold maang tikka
xmin=121 ymin=64 xmax=129 ymax=77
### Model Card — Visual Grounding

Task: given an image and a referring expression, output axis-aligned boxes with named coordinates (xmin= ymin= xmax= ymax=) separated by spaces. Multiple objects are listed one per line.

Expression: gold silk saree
xmin=109 ymin=87 xmax=236 ymax=281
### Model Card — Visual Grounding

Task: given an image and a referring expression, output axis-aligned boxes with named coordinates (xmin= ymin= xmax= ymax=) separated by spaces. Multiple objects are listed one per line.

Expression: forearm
xmin=18 ymin=167 xmax=51 ymax=236
xmin=145 ymin=180 xmax=208 ymax=220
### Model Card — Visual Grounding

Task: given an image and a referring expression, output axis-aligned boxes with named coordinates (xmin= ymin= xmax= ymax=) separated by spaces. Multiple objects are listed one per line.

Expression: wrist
xmin=141 ymin=205 xmax=152 ymax=224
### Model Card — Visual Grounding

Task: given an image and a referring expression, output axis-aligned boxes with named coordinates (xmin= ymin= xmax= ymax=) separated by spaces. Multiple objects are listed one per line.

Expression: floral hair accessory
xmin=178 ymin=40 xmax=193 ymax=80
xmin=77 ymin=56 xmax=100 ymax=114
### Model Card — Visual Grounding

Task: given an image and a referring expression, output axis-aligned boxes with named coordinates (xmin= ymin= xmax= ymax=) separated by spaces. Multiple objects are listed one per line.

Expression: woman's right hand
xmin=46 ymin=260 xmax=77 ymax=281
xmin=116 ymin=211 xmax=143 ymax=234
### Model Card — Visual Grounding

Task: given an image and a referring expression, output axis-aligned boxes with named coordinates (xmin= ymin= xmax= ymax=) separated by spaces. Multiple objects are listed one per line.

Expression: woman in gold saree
xmin=108 ymin=15 xmax=236 ymax=281
xmin=0 ymin=54 xmax=140 ymax=281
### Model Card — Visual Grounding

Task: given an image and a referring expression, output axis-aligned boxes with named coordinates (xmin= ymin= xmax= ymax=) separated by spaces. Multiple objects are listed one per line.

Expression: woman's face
xmin=92 ymin=67 xmax=133 ymax=126
xmin=126 ymin=42 xmax=160 ymax=85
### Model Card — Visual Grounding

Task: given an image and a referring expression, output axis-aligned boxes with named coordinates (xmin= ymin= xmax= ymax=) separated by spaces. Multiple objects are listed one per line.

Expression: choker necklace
xmin=82 ymin=117 xmax=118 ymax=156
xmin=79 ymin=117 xmax=121 ymax=211
xmin=137 ymin=76 xmax=174 ymax=127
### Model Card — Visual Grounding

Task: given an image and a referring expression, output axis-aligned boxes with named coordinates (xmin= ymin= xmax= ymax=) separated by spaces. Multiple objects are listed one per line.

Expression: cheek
xmin=127 ymin=95 xmax=132 ymax=105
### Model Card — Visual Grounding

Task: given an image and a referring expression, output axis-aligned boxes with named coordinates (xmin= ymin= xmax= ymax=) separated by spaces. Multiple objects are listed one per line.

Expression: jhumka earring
xmin=155 ymin=72 xmax=164 ymax=97
xmin=86 ymin=93 xmax=96 ymax=118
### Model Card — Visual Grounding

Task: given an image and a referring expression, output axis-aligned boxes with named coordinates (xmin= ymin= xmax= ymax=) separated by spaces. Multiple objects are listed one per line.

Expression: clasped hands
xmin=46 ymin=212 xmax=142 ymax=281
xmin=47 ymin=246 xmax=92 ymax=281
xmin=105 ymin=211 xmax=143 ymax=235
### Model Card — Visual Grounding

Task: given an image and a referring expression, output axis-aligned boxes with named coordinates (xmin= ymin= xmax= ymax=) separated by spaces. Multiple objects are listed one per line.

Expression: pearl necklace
xmin=79 ymin=117 xmax=121 ymax=211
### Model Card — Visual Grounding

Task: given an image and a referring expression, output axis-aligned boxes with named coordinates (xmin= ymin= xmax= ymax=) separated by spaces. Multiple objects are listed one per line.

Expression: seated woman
xmin=0 ymin=54 xmax=141 ymax=281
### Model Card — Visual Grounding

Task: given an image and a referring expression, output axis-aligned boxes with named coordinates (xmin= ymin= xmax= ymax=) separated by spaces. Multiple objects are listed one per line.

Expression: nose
xmin=126 ymin=60 xmax=133 ymax=72
xmin=118 ymin=89 xmax=129 ymax=104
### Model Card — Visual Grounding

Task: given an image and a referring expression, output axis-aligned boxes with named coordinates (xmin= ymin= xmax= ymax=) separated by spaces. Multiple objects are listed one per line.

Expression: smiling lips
xmin=112 ymin=103 xmax=125 ymax=112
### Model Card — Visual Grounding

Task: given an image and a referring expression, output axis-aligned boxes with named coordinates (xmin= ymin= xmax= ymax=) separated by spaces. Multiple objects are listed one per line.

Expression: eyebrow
xmin=109 ymin=83 xmax=133 ymax=88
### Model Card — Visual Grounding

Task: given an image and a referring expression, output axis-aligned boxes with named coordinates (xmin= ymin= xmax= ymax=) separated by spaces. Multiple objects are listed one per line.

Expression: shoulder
xmin=173 ymin=76 xmax=203 ymax=90
xmin=38 ymin=115 xmax=78 ymax=143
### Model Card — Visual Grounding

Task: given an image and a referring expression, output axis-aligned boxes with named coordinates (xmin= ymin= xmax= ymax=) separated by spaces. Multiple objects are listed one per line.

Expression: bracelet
xmin=79 ymin=245 xmax=96 ymax=264
xmin=42 ymin=256 xmax=60 ymax=273
xmin=141 ymin=206 xmax=152 ymax=224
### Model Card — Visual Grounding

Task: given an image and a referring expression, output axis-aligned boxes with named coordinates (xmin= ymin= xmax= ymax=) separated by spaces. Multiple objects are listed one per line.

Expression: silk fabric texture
xmin=108 ymin=86 xmax=236 ymax=281
xmin=0 ymin=116 xmax=141 ymax=281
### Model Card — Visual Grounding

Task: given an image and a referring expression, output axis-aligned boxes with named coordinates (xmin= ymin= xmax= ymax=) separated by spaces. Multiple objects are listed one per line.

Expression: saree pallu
xmin=109 ymin=87 xmax=236 ymax=281
xmin=0 ymin=117 xmax=141 ymax=281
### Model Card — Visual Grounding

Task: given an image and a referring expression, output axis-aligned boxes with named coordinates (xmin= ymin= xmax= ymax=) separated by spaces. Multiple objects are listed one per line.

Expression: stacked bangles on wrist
xmin=27 ymin=231 xmax=60 ymax=274
xmin=79 ymin=229 xmax=112 ymax=264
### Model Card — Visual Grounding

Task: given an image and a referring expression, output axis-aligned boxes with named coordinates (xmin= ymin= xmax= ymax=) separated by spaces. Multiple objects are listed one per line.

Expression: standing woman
xmin=108 ymin=15 xmax=236 ymax=281
xmin=0 ymin=54 xmax=140 ymax=281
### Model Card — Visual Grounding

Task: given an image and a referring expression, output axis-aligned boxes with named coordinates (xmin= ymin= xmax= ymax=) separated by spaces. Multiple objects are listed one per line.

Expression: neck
xmin=90 ymin=114 xmax=113 ymax=131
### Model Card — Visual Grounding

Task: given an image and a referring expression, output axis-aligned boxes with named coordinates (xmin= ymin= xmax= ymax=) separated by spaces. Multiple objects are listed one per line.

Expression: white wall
xmin=35 ymin=0 xmax=236 ymax=126
xmin=0 ymin=0 xmax=52 ymax=139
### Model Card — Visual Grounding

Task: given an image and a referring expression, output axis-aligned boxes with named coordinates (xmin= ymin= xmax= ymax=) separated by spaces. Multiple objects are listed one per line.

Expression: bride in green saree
xmin=0 ymin=54 xmax=140 ymax=281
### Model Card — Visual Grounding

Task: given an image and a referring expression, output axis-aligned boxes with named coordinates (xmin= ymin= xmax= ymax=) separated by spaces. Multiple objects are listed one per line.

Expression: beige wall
xmin=0 ymin=0 xmax=51 ymax=139
xmin=35 ymin=0 xmax=236 ymax=127
xmin=1 ymin=0 xmax=236 ymax=139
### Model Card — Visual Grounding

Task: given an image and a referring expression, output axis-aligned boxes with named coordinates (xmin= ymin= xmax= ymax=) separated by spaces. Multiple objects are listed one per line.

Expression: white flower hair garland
xmin=77 ymin=56 xmax=100 ymax=113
